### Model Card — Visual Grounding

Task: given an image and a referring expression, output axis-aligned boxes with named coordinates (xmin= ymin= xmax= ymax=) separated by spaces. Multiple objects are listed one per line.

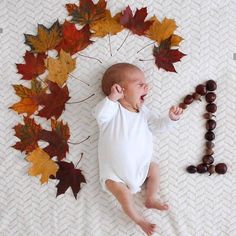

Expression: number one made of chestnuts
xmin=179 ymin=80 xmax=227 ymax=176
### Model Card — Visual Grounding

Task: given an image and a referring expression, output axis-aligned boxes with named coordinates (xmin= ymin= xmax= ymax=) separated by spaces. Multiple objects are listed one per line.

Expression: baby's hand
xmin=169 ymin=105 xmax=183 ymax=121
xmin=108 ymin=83 xmax=124 ymax=101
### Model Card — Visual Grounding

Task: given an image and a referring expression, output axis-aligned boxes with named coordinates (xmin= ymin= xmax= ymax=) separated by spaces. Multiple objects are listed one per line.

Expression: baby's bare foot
xmin=145 ymin=199 xmax=169 ymax=211
xmin=137 ymin=219 xmax=157 ymax=236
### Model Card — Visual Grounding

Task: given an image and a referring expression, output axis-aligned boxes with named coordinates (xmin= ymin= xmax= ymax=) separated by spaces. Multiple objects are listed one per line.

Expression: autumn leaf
xmin=120 ymin=6 xmax=153 ymax=36
xmin=90 ymin=10 xmax=123 ymax=37
xmin=39 ymin=119 xmax=70 ymax=160
xmin=170 ymin=34 xmax=183 ymax=47
xmin=16 ymin=51 xmax=46 ymax=80
xmin=145 ymin=16 xmax=182 ymax=46
xmin=45 ymin=49 xmax=76 ymax=86
xmin=153 ymin=45 xmax=186 ymax=72
xmin=66 ymin=0 xmax=107 ymax=25
xmin=24 ymin=20 xmax=62 ymax=53
xmin=33 ymin=81 xmax=70 ymax=119
xmin=10 ymin=79 xmax=43 ymax=115
xmin=12 ymin=116 xmax=42 ymax=154
xmin=51 ymin=161 xmax=86 ymax=199
xmin=56 ymin=21 xmax=93 ymax=55
xmin=26 ymin=148 xmax=58 ymax=184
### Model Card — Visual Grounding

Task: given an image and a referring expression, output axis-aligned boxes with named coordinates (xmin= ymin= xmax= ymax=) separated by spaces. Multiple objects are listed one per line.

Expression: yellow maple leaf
xmin=45 ymin=49 xmax=76 ymax=87
xmin=145 ymin=16 xmax=181 ymax=46
xmin=90 ymin=10 xmax=123 ymax=37
xmin=26 ymin=148 xmax=58 ymax=184
xmin=24 ymin=20 xmax=62 ymax=53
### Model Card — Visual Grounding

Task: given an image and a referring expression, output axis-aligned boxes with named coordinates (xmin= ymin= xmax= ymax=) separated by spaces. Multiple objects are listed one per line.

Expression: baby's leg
xmin=144 ymin=162 xmax=169 ymax=211
xmin=105 ymin=179 xmax=157 ymax=235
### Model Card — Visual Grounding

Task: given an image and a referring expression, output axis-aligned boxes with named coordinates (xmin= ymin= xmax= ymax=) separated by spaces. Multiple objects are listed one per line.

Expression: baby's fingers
xmin=175 ymin=106 xmax=183 ymax=114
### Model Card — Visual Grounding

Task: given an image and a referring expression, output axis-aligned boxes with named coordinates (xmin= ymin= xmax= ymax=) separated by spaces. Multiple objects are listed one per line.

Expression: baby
xmin=92 ymin=63 xmax=183 ymax=235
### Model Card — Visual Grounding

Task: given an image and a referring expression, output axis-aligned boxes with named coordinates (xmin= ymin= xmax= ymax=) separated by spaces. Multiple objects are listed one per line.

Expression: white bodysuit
xmin=92 ymin=96 xmax=176 ymax=194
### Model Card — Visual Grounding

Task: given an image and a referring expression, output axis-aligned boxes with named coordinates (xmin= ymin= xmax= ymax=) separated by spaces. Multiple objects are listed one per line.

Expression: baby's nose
xmin=144 ymin=84 xmax=148 ymax=91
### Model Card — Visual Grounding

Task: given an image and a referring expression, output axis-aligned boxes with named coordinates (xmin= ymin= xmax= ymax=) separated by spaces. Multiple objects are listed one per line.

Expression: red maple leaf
xmin=33 ymin=81 xmax=70 ymax=119
xmin=56 ymin=21 xmax=93 ymax=55
xmin=51 ymin=161 xmax=86 ymax=199
xmin=153 ymin=45 xmax=186 ymax=72
xmin=16 ymin=51 xmax=46 ymax=80
xmin=120 ymin=6 xmax=153 ymax=36
xmin=13 ymin=116 xmax=42 ymax=154
xmin=39 ymin=120 xmax=70 ymax=161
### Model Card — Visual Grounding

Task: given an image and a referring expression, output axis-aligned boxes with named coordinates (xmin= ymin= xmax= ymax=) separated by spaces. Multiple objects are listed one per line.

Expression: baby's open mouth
xmin=140 ymin=94 xmax=147 ymax=102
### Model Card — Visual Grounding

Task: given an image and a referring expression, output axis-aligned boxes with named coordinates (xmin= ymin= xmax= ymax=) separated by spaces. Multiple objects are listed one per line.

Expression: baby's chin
xmin=136 ymin=99 xmax=145 ymax=110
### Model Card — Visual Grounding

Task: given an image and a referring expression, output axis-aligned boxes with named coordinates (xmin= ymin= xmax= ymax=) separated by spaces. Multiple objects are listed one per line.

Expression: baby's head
xmin=102 ymin=63 xmax=148 ymax=111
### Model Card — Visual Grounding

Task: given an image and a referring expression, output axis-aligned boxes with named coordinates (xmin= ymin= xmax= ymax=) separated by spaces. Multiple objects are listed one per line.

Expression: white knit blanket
xmin=0 ymin=0 xmax=235 ymax=235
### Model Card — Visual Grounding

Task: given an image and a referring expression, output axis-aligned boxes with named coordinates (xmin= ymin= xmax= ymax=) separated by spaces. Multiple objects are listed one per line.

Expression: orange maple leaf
xmin=10 ymin=79 xmax=43 ymax=115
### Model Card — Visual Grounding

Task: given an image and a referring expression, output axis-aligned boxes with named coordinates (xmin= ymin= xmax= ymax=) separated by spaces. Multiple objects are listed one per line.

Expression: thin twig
xmin=37 ymin=76 xmax=48 ymax=87
xmin=68 ymin=136 xmax=90 ymax=145
xmin=108 ymin=33 xmax=112 ymax=56
xmin=77 ymin=53 xmax=102 ymax=64
xmin=139 ymin=58 xmax=155 ymax=62
xmin=66 ymin=94 xmax=95 ymax=104
xmin=75 ymin=153 xmax=84 ymax=168
xmin=117 ymin=31 xmax=130 ymax=51
xmin=137 ymin=42 xmax=155 ymax=54
xmin=69 ymin=73 xmax=90 ymax=86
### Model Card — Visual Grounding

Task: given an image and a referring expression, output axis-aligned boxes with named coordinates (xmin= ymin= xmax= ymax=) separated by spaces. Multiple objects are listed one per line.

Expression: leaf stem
xmin=139 ymin=58 xmax=155 ymax=62
xmin=77 ymin=53 xmax=102 ymax=64
xmin=37 ymin=76 xmax=48 ymax=87
xmin=117 ymin=31 xmax=130 ymax=51
xmin=137 ymin=42 xmax=155 ymax=54
xmin=66 ymin=94 xmax=95 ymax=104
xmin=68 ymin=136 xmax=90 ymax=145
xmin=69 ymin=74 xmax=90 ymax=86
xmin=75 ymin=153 xmax=84 ymax=168
xmin=108 ymin=33 xmax=112 ymax=56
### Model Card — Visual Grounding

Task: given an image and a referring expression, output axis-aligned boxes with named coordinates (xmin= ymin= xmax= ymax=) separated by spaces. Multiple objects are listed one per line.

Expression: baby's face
xmin=120 ymin=68 xmax=148 ymax=111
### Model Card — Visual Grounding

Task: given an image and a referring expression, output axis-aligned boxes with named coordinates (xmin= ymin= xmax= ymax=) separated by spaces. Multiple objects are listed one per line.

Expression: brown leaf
xmin=66 ymin=0 xmax=107 ymax=25
xmin=52 ymin=161 xmax=86 ymax=199
xmin=33 ymin=81 xmax=70 ymax=119
xmin=153 ymin=45 xmax=186 ymax=72
xmin=120 ymin=6 xmax=153 ymax=36
xmin=39 ymin=119 xmax=70 ymax=160
xmin=13 ymin=116 xmax=42 ymax=154
xmin=24 ymin=20 xmax=62 ymax=53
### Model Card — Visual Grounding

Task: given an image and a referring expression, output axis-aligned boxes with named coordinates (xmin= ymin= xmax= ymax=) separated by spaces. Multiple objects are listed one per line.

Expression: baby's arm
xmin=91 ymin=84 xmax=124 ymax=125
xmin=145 ymin=105 xmax=183 ymax=134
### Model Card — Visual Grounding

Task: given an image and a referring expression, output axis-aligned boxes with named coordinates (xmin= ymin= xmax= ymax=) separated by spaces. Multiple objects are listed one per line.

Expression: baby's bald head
xmin=102 ymin=63 xmax=141 ymax=96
